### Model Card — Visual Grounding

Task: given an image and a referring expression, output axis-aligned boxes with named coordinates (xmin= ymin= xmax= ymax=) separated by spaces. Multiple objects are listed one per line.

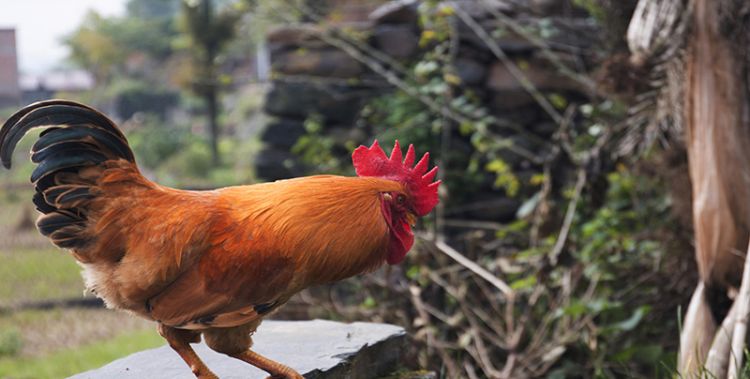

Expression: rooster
xmin=0 ymin=100 xmax=440 ymax=379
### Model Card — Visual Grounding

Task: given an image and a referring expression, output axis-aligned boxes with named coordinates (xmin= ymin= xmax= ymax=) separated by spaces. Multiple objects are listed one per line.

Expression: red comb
xmin=352 ymin=140 xmax=440 ymax=216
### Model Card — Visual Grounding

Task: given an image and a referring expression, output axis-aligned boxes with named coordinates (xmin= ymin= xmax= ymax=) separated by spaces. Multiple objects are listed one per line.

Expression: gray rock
xmin=70 ymin=320 xmax=406 ymax=379
xmin=263 ymin=82 xmax=367 ymax=124
xmin=451 ymin=0 xmax=516 ymax=18
xmin=489 ymin=89 xmax=535 ymax=110
xmin=456 ymin=22 xmax=535 ymax=55
xmin=532 ymin=121 xmax=557 ymax=136
xmin=331 ymin=4 xmax=382 ymax=23
xmin=453 ymin=57 xmax=487 ymax=86
xmin=487 ymin=60 xmax=580 ymax=93
xmin=260 ymin=118 xmax=307 ymax=149
xmin=497 ymin=135 xmax=540 ymax=168
xmin=487 ymin=62 xmax=525 ymax=91
xmin=273 ymin=49 xmax=364 ymax=78
xmin=484 ymin=27 xmax=536 ymax=54
xmin=452 ymin=197 xmax=523 ymax=222
xmin=369 ymin=0 xmax=419 ymax=25
xmin=372 ymin=25 xmax=419 ymax=59
xmin=529 ymin=0 xmax=565 ymax=15
xmin=267 ymin=25 xmax=325 ymax=51
xmin=489 ymin=103 xmax=543 ymax=125
xmin=481 ymin=17 xmax=599 ymax=52
xmin=254 ymin=147 xmax=306 ymax=181
xmin=541 ymin=17 xmax=600 ymax=51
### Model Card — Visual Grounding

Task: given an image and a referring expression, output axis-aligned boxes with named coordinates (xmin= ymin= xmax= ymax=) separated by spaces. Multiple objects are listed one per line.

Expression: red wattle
xmin=380 ymin=198 xmax=414 ymax=265
xmin=387 ymin=220 xmax=413 ymax=265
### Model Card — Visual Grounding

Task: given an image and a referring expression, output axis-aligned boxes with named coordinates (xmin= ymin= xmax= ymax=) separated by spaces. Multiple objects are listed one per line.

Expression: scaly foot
xmin=265 ymin=372 xmax=303 ymax=379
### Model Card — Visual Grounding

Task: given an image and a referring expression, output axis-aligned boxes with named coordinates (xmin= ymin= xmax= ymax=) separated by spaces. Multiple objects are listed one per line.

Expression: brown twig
xmin=451 ymin=3 xmax=564 ymax=125
xmin=432 ymin=240 xmax=514 ymax=298
xmin=476 ymin=0 xmax=597 ymax=94
xmin=549 ymin=168 xmax=587 ymax=265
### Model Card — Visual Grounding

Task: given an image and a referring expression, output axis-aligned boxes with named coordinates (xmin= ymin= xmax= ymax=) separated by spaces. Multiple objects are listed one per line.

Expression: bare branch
xmin=451 ymin=3 xmax=564 ymax=125
xmin=549 ymin=168 xmax=587 ymax=265
xmin=432 ymin=239 xmax=515 ymax=298
xmin=477 ymin=0 xmax=597 ymax=94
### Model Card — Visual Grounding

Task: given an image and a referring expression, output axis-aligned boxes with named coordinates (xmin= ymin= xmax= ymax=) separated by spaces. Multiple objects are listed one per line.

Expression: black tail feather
xmin=31 ymin=141 xmax=99 ymax=163
xmin=0 ymin=100 xmax=133 ymax=169
xmin=33 ymin=192 xmax=56 ymax=214
xmin=32 ymin=125 xmax=134 ymax=162
xmin=0 ymin=100 xmax=135 ymax=250
xmin=49 ymin=230 xmax=89 ymax=249
xmin=36 ymin=212 xmax=85 ymax=237
xmin=43 ymin=186 xmax=93 ymax=210
xmin=30 ymin=151 xmax=108 ymax=183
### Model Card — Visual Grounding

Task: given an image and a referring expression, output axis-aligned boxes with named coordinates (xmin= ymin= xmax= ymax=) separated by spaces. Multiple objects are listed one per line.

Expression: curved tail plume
xmin=0 ymin=100 xmax=137 ymax=250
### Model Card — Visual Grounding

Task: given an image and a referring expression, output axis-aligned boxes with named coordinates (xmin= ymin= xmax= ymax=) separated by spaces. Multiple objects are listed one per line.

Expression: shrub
xmin=127 ymin=113 xmax=193 ymax=170
xmin=108 ymin=79 xmax=179 ymax=120
xmin=0 ymin=328 xmax=22 ymax=358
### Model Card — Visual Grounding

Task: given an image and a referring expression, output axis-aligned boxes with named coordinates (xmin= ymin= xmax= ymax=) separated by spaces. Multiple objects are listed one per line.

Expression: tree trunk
xmin=203 ymin=0 xmax=220 ymax=167
xmin=679 ymin=0 xmax=750 ymax=375
xmin=206 ymin=85 xmax=220 ymax=167
xmin=685 ymin=0 xmax=750 ymax=293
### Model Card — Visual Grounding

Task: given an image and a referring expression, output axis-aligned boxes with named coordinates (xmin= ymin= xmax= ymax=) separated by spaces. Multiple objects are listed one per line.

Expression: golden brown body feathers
xmin=79 ymin=167 xmax=402 ymax=328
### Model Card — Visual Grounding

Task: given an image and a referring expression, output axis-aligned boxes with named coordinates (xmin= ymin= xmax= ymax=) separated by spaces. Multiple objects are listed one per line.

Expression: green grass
xmin=0 ymin=191 xmax=31 ymax=228
xmin=0 ymin=329 xmax=164 ymax=379
xmin=0 ymin=247 xmax=83 ymax=306
xmin=0 ymin=194 xmax=163 ymax=379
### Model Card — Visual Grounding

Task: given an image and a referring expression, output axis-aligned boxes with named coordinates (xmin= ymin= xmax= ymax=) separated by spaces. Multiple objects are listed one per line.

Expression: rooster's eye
xmin=396 ymin=194 xmax=405 ymax=204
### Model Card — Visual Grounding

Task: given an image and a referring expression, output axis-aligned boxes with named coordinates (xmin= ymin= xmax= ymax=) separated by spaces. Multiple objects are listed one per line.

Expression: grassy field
xmin=0 ymin=248 xmax=83 ymax=306
xmin=0 ymin=327 xmax=163 ymax=379
xmin=0 ymin=190 xmax=86 ymax=307
xmin=0 ymin=193 xmax=165 ymax=379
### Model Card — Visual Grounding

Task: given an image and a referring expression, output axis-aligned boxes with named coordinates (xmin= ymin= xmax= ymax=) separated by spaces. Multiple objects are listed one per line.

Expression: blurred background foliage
xmin=0 ymin=0 xmax=699 ymax=378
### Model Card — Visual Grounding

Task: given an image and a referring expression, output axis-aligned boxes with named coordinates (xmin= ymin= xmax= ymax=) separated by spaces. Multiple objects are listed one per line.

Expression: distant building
xmin=20 ymin=70 xmax=95 ymax=105
xmin=0 ymin=28 xmax=20 ymax=108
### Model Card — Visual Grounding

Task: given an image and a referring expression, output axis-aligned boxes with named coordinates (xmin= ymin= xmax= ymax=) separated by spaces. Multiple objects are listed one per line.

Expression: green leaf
xmin=414 ymin=60 xmax=439 ymax=77
xmin=362 ymin=296 xmax=377 ymax=309
xmin=548 ymin=93 xmax=568 ymax=110
xmin=610 ymin=306 xmax=650 ymax=332
xmin=561 ymin=301 xmax=586 ymax=317
xmin=510 ymin=275 xmax=537 ymax=290
xmin=406 ymin=266 xmax=420 ymax=280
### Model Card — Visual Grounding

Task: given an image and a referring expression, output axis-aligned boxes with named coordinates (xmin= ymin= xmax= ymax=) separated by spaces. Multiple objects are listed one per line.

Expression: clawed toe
xmin=229 ymin=348 xmax=303 ymax=379
xmin=262 ymin=367 xmax=304 ymax=379
xmin=265 ymin=374 xmax=303 ymax=379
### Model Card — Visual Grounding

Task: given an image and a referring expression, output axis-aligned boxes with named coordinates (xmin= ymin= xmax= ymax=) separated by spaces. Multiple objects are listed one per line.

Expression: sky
xmin=0 ymin=0 xmax=126 ymax=75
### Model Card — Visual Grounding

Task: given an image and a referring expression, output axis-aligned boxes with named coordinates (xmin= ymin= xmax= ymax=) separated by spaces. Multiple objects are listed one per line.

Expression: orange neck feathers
xmin=218 ymin=175 xmax=404 ymax=287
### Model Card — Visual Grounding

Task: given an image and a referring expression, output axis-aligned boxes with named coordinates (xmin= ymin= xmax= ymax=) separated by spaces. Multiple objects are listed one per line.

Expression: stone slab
xmin=70 ymin=320 xmax=406 ymax=379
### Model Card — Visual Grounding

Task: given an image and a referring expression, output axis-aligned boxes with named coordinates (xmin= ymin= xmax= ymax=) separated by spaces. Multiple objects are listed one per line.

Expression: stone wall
xmin=257 ymin=0 xmax=597 ymax=222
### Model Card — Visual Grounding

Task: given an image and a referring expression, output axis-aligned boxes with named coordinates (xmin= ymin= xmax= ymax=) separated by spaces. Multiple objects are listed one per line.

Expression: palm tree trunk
xmin=679 ymin=0 xmax=750 ymax=375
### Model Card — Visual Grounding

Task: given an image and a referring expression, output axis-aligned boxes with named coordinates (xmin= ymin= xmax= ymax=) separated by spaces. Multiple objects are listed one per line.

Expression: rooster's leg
xmin=229 ymin=349 xmax=303 ymax=379
xmin=204 ymin=322 xmax=303 ymax=379
xmin=158 ymin=324 xmax=218 ymax=379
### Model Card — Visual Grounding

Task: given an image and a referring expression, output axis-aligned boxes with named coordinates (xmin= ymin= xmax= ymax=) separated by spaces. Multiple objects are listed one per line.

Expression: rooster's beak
xmin=405 ymin=212 xmax=417 ymax=227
